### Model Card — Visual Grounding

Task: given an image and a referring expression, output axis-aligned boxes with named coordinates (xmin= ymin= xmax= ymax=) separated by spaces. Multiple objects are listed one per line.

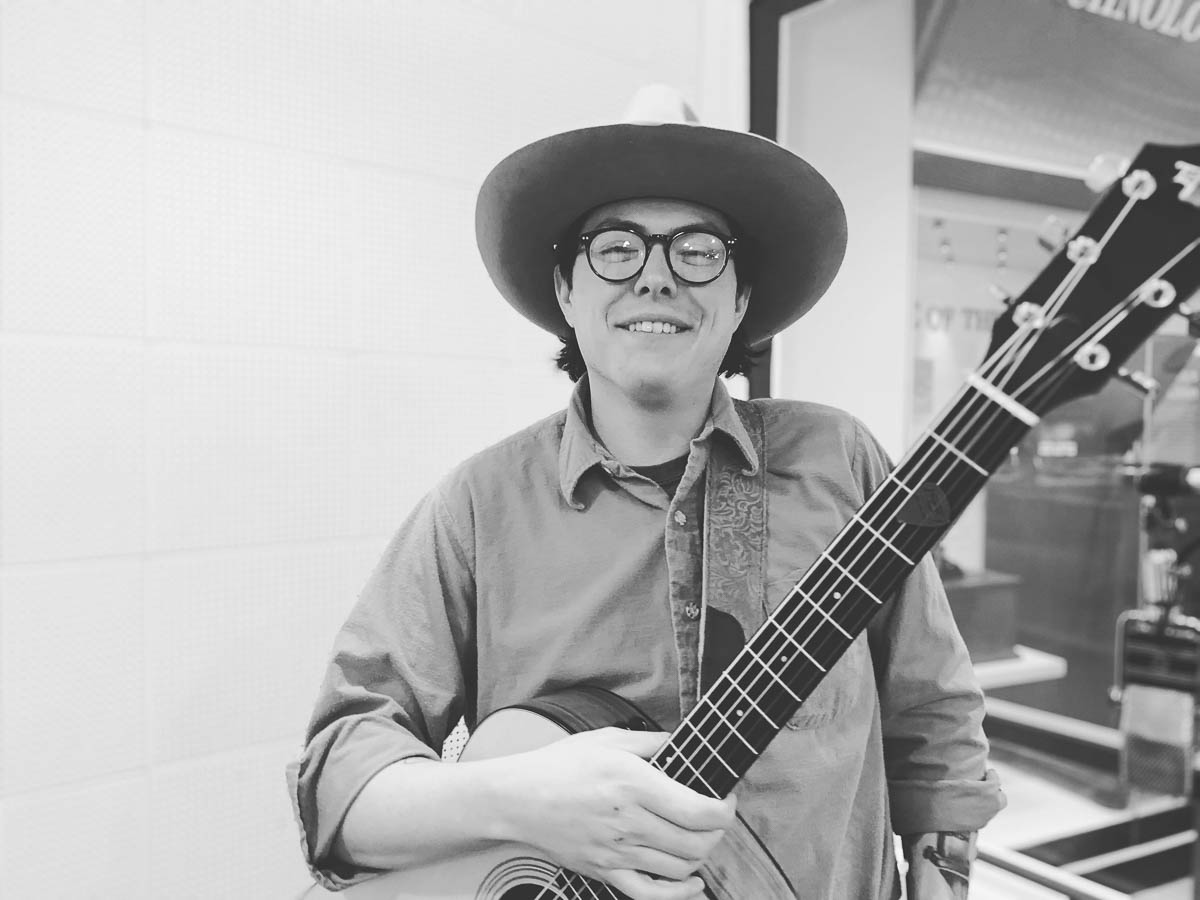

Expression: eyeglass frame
xmin=569 ymin=227 xmax=740 ymax=286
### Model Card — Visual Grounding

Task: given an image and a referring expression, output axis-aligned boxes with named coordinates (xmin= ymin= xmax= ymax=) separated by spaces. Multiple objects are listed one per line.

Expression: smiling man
xmin=554 ymin=198 xmax=750 ymax=467
xmin=288 ymin=88 xmax=1005 ymax=900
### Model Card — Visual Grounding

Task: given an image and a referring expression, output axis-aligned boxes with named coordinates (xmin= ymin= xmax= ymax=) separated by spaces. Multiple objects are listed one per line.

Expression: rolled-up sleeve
xmin=855 ymin=420 xmax=1007 ymax=834
xmin=286 ymin=482 xmax=477 ymax=889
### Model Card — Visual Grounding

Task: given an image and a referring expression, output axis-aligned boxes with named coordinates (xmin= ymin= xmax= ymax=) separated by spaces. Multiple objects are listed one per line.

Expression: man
xmin=288 ymin=87 xmax=1005 ymax=899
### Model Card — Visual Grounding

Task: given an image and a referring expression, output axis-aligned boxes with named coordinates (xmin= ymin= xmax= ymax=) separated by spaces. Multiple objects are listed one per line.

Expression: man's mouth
xmin=621 ymin=320 xmax=688 ymax=334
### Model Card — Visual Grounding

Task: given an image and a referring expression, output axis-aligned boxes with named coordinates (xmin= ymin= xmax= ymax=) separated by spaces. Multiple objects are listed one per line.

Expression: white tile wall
xmin=146 ymin=0 xmax=408 ymax=166
xmin=0 ymin=338 xmax=146 ymax=563
xmin=0 ymin=561 xmax=146 ymax=794
xmin=148 ymin=741 xmax=307 ymax=899
xmin=0 ymin=0 xmax=748 ymax=895
xmin=145 ymin=541 xmax=374 ymax=763
xmin=147 ymin=128 xmax=362 ymax=349
xmin=0 ymin=774 xmax=151 ymax=898
xmin=145 ymin=344 xmax=357 ymax=551
xmin=0 ymin=99 xmax=146 ymax=337
xmin=359 ymin=172 xmax=530 ymax=362
xmin=0 ymin=0 xmax=145 ymax=117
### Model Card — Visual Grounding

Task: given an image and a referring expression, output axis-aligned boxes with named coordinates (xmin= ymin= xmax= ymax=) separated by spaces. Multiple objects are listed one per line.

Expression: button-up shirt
xmin=288 ymin=379 xmax=1005 ymax=898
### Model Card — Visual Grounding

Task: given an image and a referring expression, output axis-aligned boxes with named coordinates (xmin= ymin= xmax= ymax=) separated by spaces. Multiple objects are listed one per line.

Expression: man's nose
xmin=634 ymin=243 xmax=677 ymax=298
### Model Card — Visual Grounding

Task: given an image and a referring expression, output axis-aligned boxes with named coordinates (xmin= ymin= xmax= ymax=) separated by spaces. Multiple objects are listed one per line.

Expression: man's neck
xmin=587 ymin=377 xmax=716 ymax=466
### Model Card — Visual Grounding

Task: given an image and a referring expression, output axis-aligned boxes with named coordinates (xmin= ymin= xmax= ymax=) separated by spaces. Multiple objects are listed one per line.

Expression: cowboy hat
xmin=474 ymin=85 xmax=847 ymax=347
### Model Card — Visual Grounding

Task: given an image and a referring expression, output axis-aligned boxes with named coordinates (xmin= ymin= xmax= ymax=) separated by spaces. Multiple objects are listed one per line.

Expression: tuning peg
xmin=1037 ymin=216 xmax=1070 ymax=254
xmin=1114 ymin=366 xmax=1159 ymax=396
xmin=1177 ymin=298 xmax=1200 ymax=337
xmin=1084 ymin=152 xmax=1131 ymax=194
xmin=988 ymin=284 xmax=1015 ymax=308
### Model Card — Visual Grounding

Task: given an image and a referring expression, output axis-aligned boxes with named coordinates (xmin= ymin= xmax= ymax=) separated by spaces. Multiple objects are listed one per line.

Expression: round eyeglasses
xmin=576 ymin=228 xmax=737 ymax=286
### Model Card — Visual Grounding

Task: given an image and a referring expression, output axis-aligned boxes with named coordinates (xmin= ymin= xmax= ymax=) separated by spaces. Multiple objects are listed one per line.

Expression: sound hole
xmin=497 ymin=886 xmax=570 ymax=899
xmin=480 ymin=857 xmax=592 ymax=900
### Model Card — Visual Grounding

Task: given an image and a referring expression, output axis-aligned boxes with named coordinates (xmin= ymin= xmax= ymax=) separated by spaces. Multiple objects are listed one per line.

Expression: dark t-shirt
xmin=630 ymin=452 xmax=690 ymax=497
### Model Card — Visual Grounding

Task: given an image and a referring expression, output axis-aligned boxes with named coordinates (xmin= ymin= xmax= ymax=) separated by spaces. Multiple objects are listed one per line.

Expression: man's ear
xmin=733 ymin=284 xmax=751 ymax=327
xmin=554 ymin=265 xmax=575 ymax=327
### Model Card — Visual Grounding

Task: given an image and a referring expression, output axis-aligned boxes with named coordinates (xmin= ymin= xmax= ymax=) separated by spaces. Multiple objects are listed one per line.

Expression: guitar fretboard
xmin=650 ymin=382 xmax=1032 ymax=797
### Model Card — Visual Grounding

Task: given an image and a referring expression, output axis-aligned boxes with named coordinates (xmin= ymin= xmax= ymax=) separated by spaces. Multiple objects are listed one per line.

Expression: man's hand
xmin=496 ymin=727 xmax=737 ymax=900
xmin=902 ymin=831 xmax=975 ymax=899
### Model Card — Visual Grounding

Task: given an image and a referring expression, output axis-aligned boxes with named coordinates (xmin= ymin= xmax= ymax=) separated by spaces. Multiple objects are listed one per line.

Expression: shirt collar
xmin=558 ymin=377 xmax=759 ymax=508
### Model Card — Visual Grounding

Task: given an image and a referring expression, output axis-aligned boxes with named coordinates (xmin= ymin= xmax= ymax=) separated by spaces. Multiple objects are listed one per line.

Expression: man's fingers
xmin=605 ymin=868 xmax=707 ymax=900
xmin=637 ymin=775 xmax=737 ymax=832
xmin=621 ymin=805 xmax=726 ymax=866
xmin=620 ymin=844 xmax=706 ymax=881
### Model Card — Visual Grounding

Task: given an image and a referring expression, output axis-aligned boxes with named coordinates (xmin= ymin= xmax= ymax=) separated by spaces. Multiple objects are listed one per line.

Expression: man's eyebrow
xmin=587 ymin=217 xmax=728 ymax=233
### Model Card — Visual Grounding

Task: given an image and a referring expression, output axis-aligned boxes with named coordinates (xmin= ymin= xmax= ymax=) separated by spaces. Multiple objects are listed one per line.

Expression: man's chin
xmin=620 ymin=371 xmax=688 ymax=409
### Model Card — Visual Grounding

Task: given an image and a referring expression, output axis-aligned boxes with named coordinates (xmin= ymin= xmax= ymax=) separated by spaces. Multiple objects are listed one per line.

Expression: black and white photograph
xmin=0 ymin=1 xmax=1198 ymax=897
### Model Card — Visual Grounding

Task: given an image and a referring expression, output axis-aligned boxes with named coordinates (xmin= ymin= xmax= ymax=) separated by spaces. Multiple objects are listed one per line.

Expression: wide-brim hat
xmin=475 ymin=85 xmax=847 ymax=347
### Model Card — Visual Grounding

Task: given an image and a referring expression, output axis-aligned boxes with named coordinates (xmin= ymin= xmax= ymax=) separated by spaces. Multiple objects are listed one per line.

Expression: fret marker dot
xmin=833 ymin=591 xmax=842 ymax=599
xmin=736 ymin=709 xmax=744 ymax=716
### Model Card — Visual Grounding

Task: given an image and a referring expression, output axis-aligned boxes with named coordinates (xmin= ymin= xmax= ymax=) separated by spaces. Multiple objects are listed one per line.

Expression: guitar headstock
xmin=983 ymin=142 xmax=1200 ymax=418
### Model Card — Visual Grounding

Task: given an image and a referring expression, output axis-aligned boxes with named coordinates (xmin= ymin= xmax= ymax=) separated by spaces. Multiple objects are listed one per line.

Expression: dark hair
xmin=551 ymin=214 xmax=764 ymax=381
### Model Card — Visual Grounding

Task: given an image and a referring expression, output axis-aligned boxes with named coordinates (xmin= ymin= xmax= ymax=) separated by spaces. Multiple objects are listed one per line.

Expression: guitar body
xmin=302 ymin=686 xmax=794 ymax=900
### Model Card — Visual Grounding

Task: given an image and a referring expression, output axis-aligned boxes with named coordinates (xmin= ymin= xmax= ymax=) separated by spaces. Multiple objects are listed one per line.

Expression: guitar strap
xmin=696 ymin=399 xmax=799 ymax=900
xmin=698 ymin=397 xmax=768 ymax=706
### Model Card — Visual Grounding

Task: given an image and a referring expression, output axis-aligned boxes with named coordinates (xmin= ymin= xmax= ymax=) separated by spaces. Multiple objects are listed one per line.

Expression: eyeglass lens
xmin=588 ymin=230 xmax=728 ymax=284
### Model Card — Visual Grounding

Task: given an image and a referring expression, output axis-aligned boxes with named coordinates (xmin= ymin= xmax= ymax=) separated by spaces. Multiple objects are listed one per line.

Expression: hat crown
xmin=621 ymin=83 xmax=700 ymax=126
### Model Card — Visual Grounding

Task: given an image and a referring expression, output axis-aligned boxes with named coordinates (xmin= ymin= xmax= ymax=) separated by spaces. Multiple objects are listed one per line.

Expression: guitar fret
xmin=677 ymin=719 xmax=739 ymax=779
xmin=700 ymin=699 xmax=759 ymax=754
xmin=724 ymin=677 xmax=781 ymax=729
xmin=791 ymin=588 xmax=853 ymax=639
xmin=821 ymin=555 xmax=883 ymax=605
xmin=927 ymin=430 xmax=988 ymax=476
xmin=763 ymin=618 xmax=825 ymax=673
xmin=850 ymin=513 xmax=914 ymax=565
xmin=660 ymin=737 xmax=718 ymax=796
xmin=744 ymin=642 xmax=804 ymax=699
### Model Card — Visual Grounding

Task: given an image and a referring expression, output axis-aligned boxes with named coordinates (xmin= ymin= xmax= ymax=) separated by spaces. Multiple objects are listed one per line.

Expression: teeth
xmin=625 ymin=321 xmax=680 ymax=333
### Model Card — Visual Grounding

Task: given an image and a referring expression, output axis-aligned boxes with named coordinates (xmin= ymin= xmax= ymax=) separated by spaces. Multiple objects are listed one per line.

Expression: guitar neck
xmin=651 ymin=381 xmax=1034 ymax=797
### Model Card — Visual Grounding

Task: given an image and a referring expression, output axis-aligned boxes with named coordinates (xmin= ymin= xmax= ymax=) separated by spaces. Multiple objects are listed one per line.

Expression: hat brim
xmin=475 ymin=122 xmax=847 ymax=347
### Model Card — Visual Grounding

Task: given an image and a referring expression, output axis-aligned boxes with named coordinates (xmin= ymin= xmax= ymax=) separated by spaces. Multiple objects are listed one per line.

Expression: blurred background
xmin=0 ymin=0 xmax=1198 ymax=897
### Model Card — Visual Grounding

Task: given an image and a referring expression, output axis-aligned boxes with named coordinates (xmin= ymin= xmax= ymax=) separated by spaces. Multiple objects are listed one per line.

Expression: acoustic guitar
xmin=306 ymin=141 xmax=1200 ymax=900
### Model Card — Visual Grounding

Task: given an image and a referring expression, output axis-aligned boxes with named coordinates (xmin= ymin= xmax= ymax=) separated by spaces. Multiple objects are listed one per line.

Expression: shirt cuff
xmin=287 ymin=716 xmax=439 ymax=890
xmin=888 ymin=768 xmax=1006 ymax=835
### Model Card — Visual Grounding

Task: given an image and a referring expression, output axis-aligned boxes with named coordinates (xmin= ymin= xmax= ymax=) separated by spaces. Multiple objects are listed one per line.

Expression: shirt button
xmin=673 ymin=510 xmax=687 ymax=526
xmin=684 ymin=602 xmax=701 ymax=620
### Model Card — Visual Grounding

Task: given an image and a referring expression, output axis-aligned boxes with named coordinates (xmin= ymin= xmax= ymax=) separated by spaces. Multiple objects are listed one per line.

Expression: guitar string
xmin=653 ymin=340 xmax=1039 ymax=789
xmin=659 ymin=362 xmax=1033 ymax=781
xmin=656 ymin=402 xmax=1011 ymax=791
xmin=663 ymin=394 xmax=1027 ymax=789
xmin=536 ymin=187 xmax=1194 ymax=899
